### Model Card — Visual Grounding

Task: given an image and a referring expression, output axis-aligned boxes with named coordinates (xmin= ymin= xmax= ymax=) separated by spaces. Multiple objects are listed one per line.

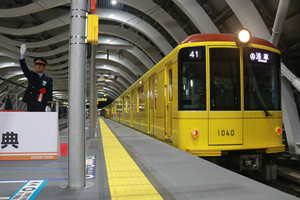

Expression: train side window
xmin=125 ymin=96 xmax=127 ymax=113
xmin=178 ymin=47 xmax=206 ymax=110
xmin=123 ymin=97 xmax=126 ymax=113
xmin=136 ymin=88 xmax=139 ymax=112
xmin=126 ymin=95 xmax=130 ymax=113
xmin=210 ymin=48 xmax=240 ymax=111
xmin=131 ymin=90 xmax=134 ymax=112
xmin=169 ymin=69 xmax=173 ymax=101
xmin=138 ymin=85 xmax=144 ymax=112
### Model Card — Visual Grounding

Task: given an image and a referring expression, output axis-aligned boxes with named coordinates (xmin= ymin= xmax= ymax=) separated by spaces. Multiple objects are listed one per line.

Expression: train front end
xmin=175 ymin=31 xmax=284 ymax=177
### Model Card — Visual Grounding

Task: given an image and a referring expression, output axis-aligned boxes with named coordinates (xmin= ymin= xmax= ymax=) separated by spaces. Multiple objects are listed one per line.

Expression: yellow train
xmin=104 ymin=29 xmax=284 ymax=179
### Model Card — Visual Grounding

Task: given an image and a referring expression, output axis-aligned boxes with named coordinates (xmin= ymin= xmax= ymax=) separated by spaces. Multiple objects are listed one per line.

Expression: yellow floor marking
xmin=100 ymin=119 xmax=163 ymax=200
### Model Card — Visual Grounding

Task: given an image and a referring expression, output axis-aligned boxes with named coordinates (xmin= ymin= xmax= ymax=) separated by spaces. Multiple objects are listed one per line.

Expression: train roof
xmin=180 ymin=34 xmax=277 ymax=49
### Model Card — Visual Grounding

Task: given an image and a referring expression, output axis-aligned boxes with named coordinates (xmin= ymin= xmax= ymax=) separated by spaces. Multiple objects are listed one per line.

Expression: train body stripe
xmin=181 ymin=33 xmax=276 ymax=49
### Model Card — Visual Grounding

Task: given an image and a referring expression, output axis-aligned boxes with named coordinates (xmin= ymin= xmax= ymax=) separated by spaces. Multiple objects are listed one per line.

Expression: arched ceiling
xmin=0 ymin=0 xmax=300 ymax=107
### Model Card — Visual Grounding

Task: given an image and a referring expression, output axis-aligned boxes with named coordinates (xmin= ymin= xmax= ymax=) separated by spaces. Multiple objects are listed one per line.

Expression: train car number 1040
xmin=218 ymin=130 xmax=235 ymax=136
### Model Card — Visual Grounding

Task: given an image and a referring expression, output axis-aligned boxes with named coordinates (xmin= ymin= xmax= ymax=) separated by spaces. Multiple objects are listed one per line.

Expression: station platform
xmin=0 ymin=117 xmax=298 ymax=200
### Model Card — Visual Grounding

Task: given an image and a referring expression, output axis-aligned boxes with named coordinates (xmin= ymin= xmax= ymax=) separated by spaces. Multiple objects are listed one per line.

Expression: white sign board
xmin=0 ymin=112 xmax=58 ymax=160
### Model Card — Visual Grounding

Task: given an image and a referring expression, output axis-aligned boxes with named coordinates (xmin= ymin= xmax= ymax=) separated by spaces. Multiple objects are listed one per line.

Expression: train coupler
xmin=239 ymin=154 xmax=261 ymax=171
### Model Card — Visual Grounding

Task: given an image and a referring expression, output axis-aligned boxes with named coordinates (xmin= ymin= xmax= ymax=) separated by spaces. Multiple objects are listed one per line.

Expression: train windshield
xmin=178 ymin=47 xmax=206 ymax=110
xmin=210 ymin=48 xmax=241 ymax=110
xmin=243 ymin=48 xmax=281 ymax=110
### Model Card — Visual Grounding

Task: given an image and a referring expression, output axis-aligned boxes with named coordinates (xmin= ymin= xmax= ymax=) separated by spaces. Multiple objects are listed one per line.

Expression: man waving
xmin=19 ymin=44 xmax=53 ymax=112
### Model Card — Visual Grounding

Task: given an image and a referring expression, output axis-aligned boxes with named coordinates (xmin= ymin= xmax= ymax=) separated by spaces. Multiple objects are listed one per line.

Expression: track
xmin=212 ymin=157 xmax=300 ymax=198
xmin=270 ymin=160 xmax=300 ymax=198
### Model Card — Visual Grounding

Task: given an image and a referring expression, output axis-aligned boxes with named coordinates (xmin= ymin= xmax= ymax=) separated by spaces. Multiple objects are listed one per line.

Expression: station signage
xmin=9 ymin=180 xmax=48 ymax=200
xmin=0 ymin=112 xmax=58 ymax=160
xmin=86 ymin=155 xmax=96 ymax=179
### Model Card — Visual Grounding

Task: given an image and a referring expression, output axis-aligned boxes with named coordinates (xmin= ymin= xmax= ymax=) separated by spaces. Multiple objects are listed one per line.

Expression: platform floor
xmin=0 ymin=117 xmax=299 ymax=200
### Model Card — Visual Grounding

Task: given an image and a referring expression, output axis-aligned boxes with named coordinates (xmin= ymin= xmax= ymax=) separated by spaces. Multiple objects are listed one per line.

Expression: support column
xmin=269 ymin=0 xmax=291 ymax=46
xmin=68 ymin=0 xmax=87 ymax=189
xmin=89 ymin=45 xmax=97 ymax=138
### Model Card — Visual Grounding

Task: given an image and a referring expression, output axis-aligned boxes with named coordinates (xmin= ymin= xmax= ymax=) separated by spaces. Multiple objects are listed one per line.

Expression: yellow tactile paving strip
xmin=99 ymin=119 xmax=163 ymax=200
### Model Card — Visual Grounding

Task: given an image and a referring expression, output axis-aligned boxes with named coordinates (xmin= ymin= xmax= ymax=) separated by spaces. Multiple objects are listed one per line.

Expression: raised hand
xmin=20 ymin=44 xmax=27 ymax=55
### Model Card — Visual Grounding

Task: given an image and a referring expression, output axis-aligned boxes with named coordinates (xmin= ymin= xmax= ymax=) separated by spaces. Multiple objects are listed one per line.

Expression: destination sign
xmin=249 ymin=52 xmax=270 ymax=63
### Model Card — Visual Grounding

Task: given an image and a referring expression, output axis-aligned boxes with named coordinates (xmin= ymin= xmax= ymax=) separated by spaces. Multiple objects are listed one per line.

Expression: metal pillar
xmin=269 ymin=0 xmax=291 ymax=46
xmin=68 ymin=0 xmax=87 ymax=189
xmin=89 ymin=45 xmax=97 ymax=138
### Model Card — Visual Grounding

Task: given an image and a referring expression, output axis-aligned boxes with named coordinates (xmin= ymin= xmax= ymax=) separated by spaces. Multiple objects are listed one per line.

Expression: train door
xmin=148 ymin=74 xmax=155 ymax=135
xmin=165 ymin=64 xmax=173 ymax=141
xmin=208 ymin=46 xmax=243 ymax=145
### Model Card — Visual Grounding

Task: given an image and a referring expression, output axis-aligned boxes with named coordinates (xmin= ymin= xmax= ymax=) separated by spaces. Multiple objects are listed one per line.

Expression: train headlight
xmin=235 ymin=28 xmax=251 ymax=45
